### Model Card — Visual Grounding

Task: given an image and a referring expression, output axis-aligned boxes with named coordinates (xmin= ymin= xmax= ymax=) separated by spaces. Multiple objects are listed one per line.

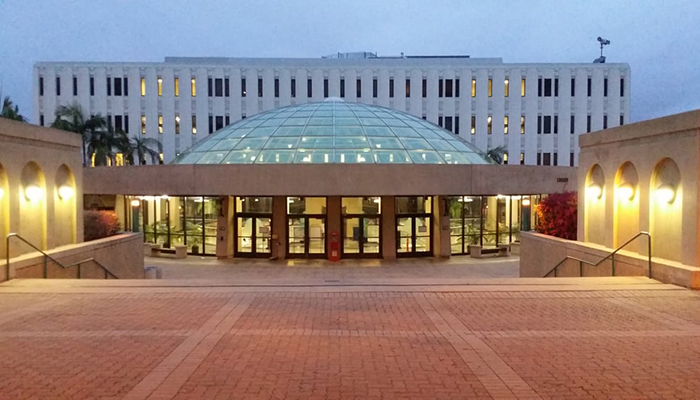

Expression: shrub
xmin=84 ymin=210 xmax=121 ymax=241
xmin=536 ymin=192 xmax=577 ymax=240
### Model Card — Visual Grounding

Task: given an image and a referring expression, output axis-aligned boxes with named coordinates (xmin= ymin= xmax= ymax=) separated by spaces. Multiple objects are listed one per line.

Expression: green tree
xmin=128 ymin=135 xmax=163 ymax=165
xmin=1 ymin=96 xmax=27 ymax=122
xmin=486 ymin=145 xmax=507 ymax=164
xmin=51 ymin=103 xmax=106 ymax=166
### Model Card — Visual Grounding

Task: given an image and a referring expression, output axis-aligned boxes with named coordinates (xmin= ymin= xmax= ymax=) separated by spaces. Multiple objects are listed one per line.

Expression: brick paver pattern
xmin=1 ymin=289 xmax=700 ymax=399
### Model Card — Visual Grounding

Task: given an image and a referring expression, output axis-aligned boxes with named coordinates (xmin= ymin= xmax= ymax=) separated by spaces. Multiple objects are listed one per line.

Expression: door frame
xmin=341 ymin=215 xmax=382 ymax=258
xmin=395 ymin=215 xmax=433 ymax=257
xmin=286 ymin=215 xmax=327 ymax=259
xmin=233 ymin=214 xmax=273 ymax=258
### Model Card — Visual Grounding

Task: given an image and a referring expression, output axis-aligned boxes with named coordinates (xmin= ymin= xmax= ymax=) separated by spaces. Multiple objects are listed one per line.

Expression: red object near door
xmin=329 ymin=231 xmax=340 ymax=262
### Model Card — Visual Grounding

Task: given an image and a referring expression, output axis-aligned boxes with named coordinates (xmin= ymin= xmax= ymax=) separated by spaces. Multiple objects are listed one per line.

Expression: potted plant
xmin=185 ymin=221 xmax=203 ymax=254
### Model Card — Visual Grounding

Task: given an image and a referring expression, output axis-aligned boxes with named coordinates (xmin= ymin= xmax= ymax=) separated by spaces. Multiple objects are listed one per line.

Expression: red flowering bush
xmin=84 ymin=210 xmax=121 ymax=241
xmin=535 ymin=192 xmax=577 ymax=240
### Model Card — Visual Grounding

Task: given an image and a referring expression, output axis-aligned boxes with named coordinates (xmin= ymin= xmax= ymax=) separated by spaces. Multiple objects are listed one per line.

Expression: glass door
xmin=396 ymin=216 xmax=432 ymax=256
xmin=342 ymin=216 xmax=381 ymax=257
xmin=287 ymin=216 xmax=326 ymax=258
xmin=235 ymin=216 xmax=271 ymax=257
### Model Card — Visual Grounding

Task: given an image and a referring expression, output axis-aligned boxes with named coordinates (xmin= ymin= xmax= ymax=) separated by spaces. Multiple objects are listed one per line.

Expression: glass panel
xmin=363 ymin=217 xmax=381 ymax=254
xmin=237 ymin=217 xmax=253 ymax=253
xmin=299 ymin=136 xmax=334 ymax=148
xmin=288 ymin=217 xmax=306 ymax=254
xmin=256 ymin=218 xmax=272 ymax=253
xmin=263 ymin=137 xmax=299 ymax=149
xmin=359 ymin=117 xmax=385 ymax=126
xmin=368 ymin=137 xmax=403 ymax=150
xmin=175 ymin=152 xmax=205 ymax=164
xmin=334 ymin=117 xmax=360 ymax=125
xmin=342 ymin=197 xmax=381 ymax=214
xmin=408 ymin=150 xmax=444 ymax=164
xmin=236 ymin=197 xmax=273 ymax=213
xmin=223 ymin=150 xmax=259 ymax=164
xmin=482 ymin=196 xmax=498 ymax=248
xmin=203 ymin=198 xmax=219 ymax=249
xmin=195 ymin=151 xmax=229 ymax=164
xmin=272 ymin=127 xmax=304 ymax=136
xmin=382 ymin=118 xmax=406 ymax=127
xmin=510 ymin=196 xmax=522 ymax=243
xmin=497 ymin=196 xmax=509 ymax=245
xmin=415 ymin=216 xmax=431 ymax=253
xmin=307 ymin=117 xmax=333 ymax=125
xmin=364 ymin=126 xmax=394 ymax=136
xmin=259 ymin=118 xmax=284 ymax=127
xmin=303 ymin=126 xmax=333 ymax=136
xmin=334 ymin=149 xmax=372 ymax=163
xmin=464 ymin=196 xmax=482 ymax=249
xmin=390 ymin=127 xmax=421 ymax=137
xmin=308 ymin=217 xmax=326 ymax=254
xmin=429 ymin=140 xmax=457 ymax=151
xmin=343 ymin=217 xmax=360 ymax=254
xmin=448 ymin=197 xmax=464 ymax=255
xmin=287 ymin=197 xmax=327 ymax=214
xmin=234 ymin=137 xmax=268 ymax=150
xmin=396 ymin=217 xmax=413 ymax=253
xmin=294 ymin=149 xmax=333 ymax=163
xmin=400 ymin=138 xmax=431 ymax=150
xmin=441 ymin=152 xmax=472 ymax=164
xmin=334 ymin=137 xmax=369 ymax=148
xmin=246 ymin=127 xmax=276 ymax=138
xmin=396 ymin=197 xmax=431 ymax=214
xmin=256 ymin=150 xmax=295 ymax=164
xmin=183 ymin=197 xmax=204 ymax=254
xmin=521 ymin=195 xmax=533 ymax=232
xmin=373 ymin=150 xmax=411 ymax=164
xmin=211 ymin=139 xmax=242 ymax=151
xmin=334 ymin=126 xmax=364 ymax=136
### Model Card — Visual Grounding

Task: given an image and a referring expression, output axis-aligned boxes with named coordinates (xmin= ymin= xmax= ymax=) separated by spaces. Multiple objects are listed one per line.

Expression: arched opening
xmin=54 ymin=164 xmax=77 ymax=245
xmin=584 ymin=164 xmax=606 ymax=243
xmin=0 ymin=163 xmax=9 ymax=259
xmin=650 ymin=158 xmax=681 ymax=261
xmin=19 ymin=162 xmax=47 ymax=251
xmin=613 ymin=161 xmax=640 ymax=251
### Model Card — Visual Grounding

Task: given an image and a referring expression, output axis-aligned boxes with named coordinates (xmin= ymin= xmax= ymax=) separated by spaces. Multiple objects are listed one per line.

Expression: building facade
xmin=34 ymin=53 xmax=630 ymax=166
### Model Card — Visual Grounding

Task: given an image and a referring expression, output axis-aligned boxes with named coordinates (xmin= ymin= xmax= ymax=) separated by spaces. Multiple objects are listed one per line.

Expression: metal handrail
xmin=543 ymin=231 xmax=652 ymax=278
xmin=5 ymin=233 xmax=119 ymax=280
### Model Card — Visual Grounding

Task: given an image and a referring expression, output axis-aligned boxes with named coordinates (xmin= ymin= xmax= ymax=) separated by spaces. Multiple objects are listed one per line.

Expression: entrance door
xmin=235 ymin=216 xmax=271 ymax=257
xmin=396 ymin=216 xmax=431 ymax=256
xmin=288 ymin=216 xmax=326 ymax=258
xmin=342 ymin=217 xmax=381 ymax=257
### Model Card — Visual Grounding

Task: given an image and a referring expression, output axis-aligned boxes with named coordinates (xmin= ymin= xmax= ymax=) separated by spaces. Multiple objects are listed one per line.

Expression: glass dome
xmin=173 ymin=99 xmax=492 ymax=165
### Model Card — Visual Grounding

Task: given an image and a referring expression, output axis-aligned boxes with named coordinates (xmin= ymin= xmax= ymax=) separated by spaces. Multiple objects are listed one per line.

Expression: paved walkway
xmin=1 ymin=277 xmax=699 ymax=399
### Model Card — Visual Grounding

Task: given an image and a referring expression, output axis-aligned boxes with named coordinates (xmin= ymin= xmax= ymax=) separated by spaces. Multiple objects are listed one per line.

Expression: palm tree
xmin=51 ymin=103 xmax=106 ymax=166
xmin=129 ymin=136 xmax=163 ymax=165
xmin=486 ymin=145 xmax=507 ymax=164
xmin=1 ymin=96 xmax=26 ymax=122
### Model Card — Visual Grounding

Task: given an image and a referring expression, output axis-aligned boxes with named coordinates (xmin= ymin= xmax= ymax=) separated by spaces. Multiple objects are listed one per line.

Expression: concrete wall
xmin=520 ymin=232 xmax=700 ymax=289
xmin=0 ymin=119 xmax=83 ymax=259
xmin=1 ymin=233 xmax=144 ymax=282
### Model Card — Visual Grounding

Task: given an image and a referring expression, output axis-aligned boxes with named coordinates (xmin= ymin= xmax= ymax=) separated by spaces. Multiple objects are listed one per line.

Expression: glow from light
xmin=617 ymin=183 xmax=635 ymax=201
xmin=25 ymin=185 xmax=43 ymax=202
xmin=656 ymin=184 xmax=676 ymax=204
xmin=522 ymin=198 xmax=531 ymax=206
xmin=0 ymin=187 xmax=3 ymax=200
xmin=131 ymin=199 xmax=141 ymax=207
xmin=587 ymin=184 xmax=603 ymax=199
xmin=58 ymin=185 xmax=74 ymax=200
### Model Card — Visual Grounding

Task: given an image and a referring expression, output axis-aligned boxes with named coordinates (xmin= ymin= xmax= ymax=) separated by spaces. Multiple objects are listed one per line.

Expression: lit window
xmin=140 ymin=77 xmax=146 ymax=96
xmin=141 ymin=115 xmax=146 ymax=134
xmin=192 ymin=115 xmax=197 ymax=135
xmin=504 ymin=79 xmax=509 ymax=97
xmin=471 ymin=116 xmax=476 ymax=135
xmin=487 ymin=115 xmax=492 ymax=134
xmin=159 ymin=153 xmax=164 ymax=164
xmin=115 ymin=153 xmax=124 ymax=167
xmin=503 ymin=152 xmax=508 ymax=164
xmin=174 ymin=77 xmax=180 ymax=97
xmin=191 ymin=77 xmax=196 ymax=97
xmin=520 ymin=152 xmax=524 ymax=165
xmin=157 ymin=77 xmax=163 ymax=97
xmin=488 ymin=79 xmax=493 ymax=97
xmin=521 ymin=78 xmax=526 ymax=97
xmin=520 ymin=116 xmax=525 ymax=134
xmin=158 ymin=114 xmax=163 ymax=134
xmin=504 ymin=116 xmax=509 ymax=134
xmin=175 ymin=114 xmax=180 ymax=134
xmin=471 ymin=79 xmax=476 ymax=97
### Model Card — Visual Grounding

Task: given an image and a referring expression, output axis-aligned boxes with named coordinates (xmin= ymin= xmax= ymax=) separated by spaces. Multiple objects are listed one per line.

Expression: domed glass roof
xmin=173 ymin=99 xmax=491 ymax=165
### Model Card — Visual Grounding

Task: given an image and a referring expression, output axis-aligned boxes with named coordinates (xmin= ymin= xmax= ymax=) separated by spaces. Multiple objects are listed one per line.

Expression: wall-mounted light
xmin=522 ymin=198 xmax=531 ymax=206
xmin=130 ymin=199 xmax=141 ymax=207
xmin=58 ymin=185 xmax=74 ymax=200
xmin=617 ymin=183 xmax=635 ymax=201
xmin=587 ymin=183 xmax=603 ymax=199
xmin=0 ymin=187 xmax=4 ymax=200
xmin=25 ymin=184 xmax=43 ymax=202
xmin=656 ymin=184 xmax=676 ymax=204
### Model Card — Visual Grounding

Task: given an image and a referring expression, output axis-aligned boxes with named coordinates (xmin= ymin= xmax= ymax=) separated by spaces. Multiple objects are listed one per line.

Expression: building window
xmin=520 ymin=152 xmax=525 ymax=165
xmin=274 ymin=78 xmax=280 ymax=98
xmin=174 ymin=77 xmax=180 ymax=97
xmin=587 ymin=77 xmax=592 ymax=97
xmin=215 ymin=116 xmax=223 ymax=131
xmin=389 ymin=78 xmax=394 ymax=98
xmin=471 ymin=79 xmax=476 ymax=97
xmin=192 ymin=115 xmax=197 ymax=134
xmin=56 ymin=76 xmax=64 ymax=96
xmin=291 ymin=78 xmax=296 ymax=98
xmin=521 ymin=78 xmax=526 ymax=97
xmin=554 ymin=115 xmax=559 ymax=134
xmin=307 ymin=78 xmax=313 ymax=97
xmin=553 ymin=153 xmax=558 ymax=166
xmin=620 ymin=78 xmax=625 ymax=97
xmin=208 ymin=115 xmax=213 ymax=134
xmin=422 ymin=115 xmax=426 ymax=120
xmin=604 ymin=78 xmax=608 ymax=97
xmin=543 ymin=153 xmax=551 ymax=166
xmin=570 ymin=115 xmax=575 ymax=134
xmin=158 ymin=114 xmax=163 ymax=134
xmin=438 ymin=116 xmax=443 ymax=127
xmin=241 ymin=78 xmax=246 ymax=97
xmin=356 ymin=78 xmax=361 ymax=98
xmin=444 ymin=116 xmax=453 ymax=132
xmin=503 ymin=152 xmax=508 ymax=164
xmin=537 ymin=78 xmax=542 ymax=96
xmin=340 ymin=78 xmax=345 ymax=98
xmin=422 ymin=78 xmax=427 ymax=98
xmin=225 ymin=78 xmax=230 ymax=97
xmin=141 ymin=115 xmax=146 ymax=134
xmin=225 ymin=115 xmax=230 ymax=125
xmin=191 ymin=77 xmax=196 ymax=97
xmin=471 ymin=116 xmax=476 ymax=135
xmin=140 ymin=77 xmax=146 ymax=96
xmin=106 ymin=76 xmax=109 ymax=96
xmin=39 ymin=76 xmax=44 ymax=96
xmin=455 ymin=78 xmax=460 ymax=97
xmin=620 ymin=115 xmax=624 ymax=126
xmin=124 ymin=115 xmax=129 ymax=133
xmin=537 ymin=152 xmax=542 ymax=165
xmin=372 ymin=78 xmax=378 ymax=98
xmin=587 ymin=114 xmax=592 ymax=132
xmin=324 ymin=78 xmax=329 ymax=98
xmin=537 ymin=115 xmax=542 ymax=134
xmin=445 ymin=79 xmax=453 ymax=97
xmin=488 ymin=78 xmax=493 ymax=97
xmin=113 ymin=77 xmax=122 ymax=96
xmin=207 ymin=78 xmax=213 ymax=97
xmin=504 ymin=116 xmax=509 ymax=134
xmin=603 ymin=114 xmax=608 ymax=129
xmin=544 ymin=78 xmax=552 ymax=97
xmin=487 ymin=115 xmax=492 ymax=134
xmin=258 ymin=78 xmax=264 ymax=97
xmin=157 ymin=76 xmax=163 ymax=97
xmin=455 ymin=116 xmax=460 ymax=135
xmin=72 ymin=76 xmax=78 ymax=96
xmin=40 ymin=114 xmax=44 ymax=126
xmin=520 ymin=115 xmax=525 ymax=134
xmin=215 ymin=78 xmax=223 ymax=97
xmin=504 ymin=79 xmax=509 ymax=97
xmin=554 ymin=78 xmax=559 ymax=97
xmin=570 ymin=152 xmax=575 ymax=166
xmin=571 ymin=78 xmax=575 ymax=97
xmin=175 ymin=114 xmax=180 ymax=134
xmin=115 ymin=115 xmax=123 ymax=132
xmin=405 ymin=79 xmax=410 ymax=97
xmin=89 ymin=76 xmax=94 ymax=96
xmin=439 ymin=79 xmax=443 ymax=98
xmin=543 ymin=116 xmax=552 ymax=134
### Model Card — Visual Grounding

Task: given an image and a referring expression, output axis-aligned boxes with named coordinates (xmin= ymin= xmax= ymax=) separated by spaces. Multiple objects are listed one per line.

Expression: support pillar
xmin=216 ymin=196 xmax=234 ymax=259
xmin=272 ymin=196 xmax=287 ymax=260
xmin=381 ymin=196 xmax=396 ymax=260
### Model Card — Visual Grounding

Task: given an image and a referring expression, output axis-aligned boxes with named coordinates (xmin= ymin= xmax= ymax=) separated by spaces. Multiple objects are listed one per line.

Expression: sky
xmin=1 ymin=0 xmax=699 ymax=123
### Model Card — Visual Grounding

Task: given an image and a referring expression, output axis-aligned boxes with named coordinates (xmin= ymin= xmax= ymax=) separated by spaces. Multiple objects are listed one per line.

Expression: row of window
xmin=499 ymin=151 xmax=575 ymax=167
xmin=39 ymin=75 xmax=626 ymax=99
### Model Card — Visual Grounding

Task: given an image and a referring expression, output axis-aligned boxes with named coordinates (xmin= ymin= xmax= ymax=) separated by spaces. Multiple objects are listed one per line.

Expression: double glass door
xmin=396 ymin=216 xmax=431 ymax=255
xmin=288 ymin=216 xmax=326 ymax=258
xmin=236 ymin=216 xmax=272 ymax=257
xmin=342 ymin=217 xmax=381 ymax=257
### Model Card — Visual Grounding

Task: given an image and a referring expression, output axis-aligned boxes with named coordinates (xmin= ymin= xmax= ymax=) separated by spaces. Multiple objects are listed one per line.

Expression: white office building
xmin=33 ymin=53 xmax=630 ymax=166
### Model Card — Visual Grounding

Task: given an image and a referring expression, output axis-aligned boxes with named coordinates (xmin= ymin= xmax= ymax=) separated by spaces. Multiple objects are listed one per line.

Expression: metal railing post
xmin=612 ymin=254 xmax=615 ymax=277
xmin=648 ymin=234 xmax=652 ymax=278
xmin=44 ymin=256 xmax=48 ymax=278
xmin=579 ymin=260 xmax=583 ymax=277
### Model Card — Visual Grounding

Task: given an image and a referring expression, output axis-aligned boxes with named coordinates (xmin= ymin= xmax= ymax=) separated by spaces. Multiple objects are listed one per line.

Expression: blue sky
xmin=1 ymin=0 xmax=698 ymax=122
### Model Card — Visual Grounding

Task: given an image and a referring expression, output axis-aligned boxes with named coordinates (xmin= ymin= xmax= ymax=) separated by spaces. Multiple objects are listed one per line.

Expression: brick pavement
xmin=0 ymin=280 xmax=699 ymax=399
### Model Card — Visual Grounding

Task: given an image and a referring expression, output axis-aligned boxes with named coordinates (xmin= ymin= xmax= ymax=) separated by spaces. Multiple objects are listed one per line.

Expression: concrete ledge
xmin=520 ymin=231 xmax=700 ymax=289
xmin=1 ymin=233 xmax=145 ymax=282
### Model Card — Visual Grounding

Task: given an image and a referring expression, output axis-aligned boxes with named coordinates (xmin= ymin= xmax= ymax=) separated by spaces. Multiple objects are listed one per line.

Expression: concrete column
xmin=272 ymin=196 xmax=287 ymax=260
xmin=381 ymin=196 xmax=396 ymax=260
xmin=216 ymin=196 xmax=233 ymax=259
xmin=432 ymin=196 xmax=452 ymax=258
xmin=326 ymin=196 xmax=341 ymax=259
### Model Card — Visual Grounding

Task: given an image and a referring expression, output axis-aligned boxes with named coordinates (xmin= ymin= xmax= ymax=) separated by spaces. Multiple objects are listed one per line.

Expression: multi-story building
xmin=33 ymin=53 xmax=630 ymax=165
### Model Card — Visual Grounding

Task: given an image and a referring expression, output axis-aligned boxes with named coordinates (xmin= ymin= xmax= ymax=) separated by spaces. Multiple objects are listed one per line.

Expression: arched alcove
xmin=19 ymin=161 xmax=47 ymax=250
xmin=650 ymin=158 xmax=682 ymax=261
xmin=584 ymin=164 xmax=606 ymax=243
xmin=54 ymin=164 xmax=77 ymax=245
xmin=614 ymin=161 xmax=640 ymax=250
xmin=0 ymin=163 xmax=9 ymax=259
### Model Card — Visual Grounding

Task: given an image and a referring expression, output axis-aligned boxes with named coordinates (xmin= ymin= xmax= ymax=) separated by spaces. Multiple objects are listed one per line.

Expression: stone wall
xmin=1 ymin=233 xmax=144 ymax=281
xmin=520 ymin=231 xmax=700 ymax=289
